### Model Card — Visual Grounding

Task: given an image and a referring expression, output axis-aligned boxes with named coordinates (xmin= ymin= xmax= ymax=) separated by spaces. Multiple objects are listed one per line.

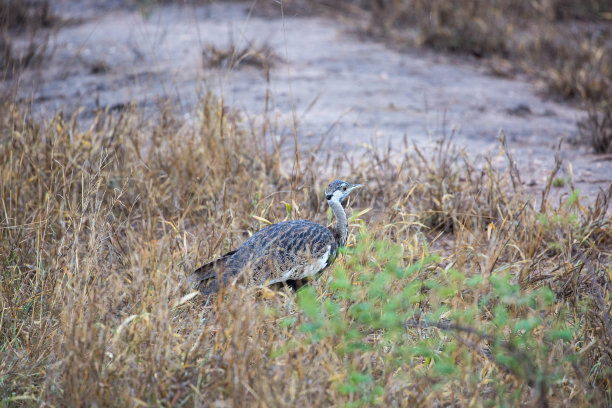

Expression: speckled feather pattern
xmin=190 ymin=179 xmax=361 ymax=294
xmin=192 ymin=220 xmax=337 ymax=294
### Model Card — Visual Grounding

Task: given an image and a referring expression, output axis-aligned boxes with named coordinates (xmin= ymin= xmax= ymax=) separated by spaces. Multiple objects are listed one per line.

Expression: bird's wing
xmin=190 ymin=220 xmax=337 ymax=293
xmin=229 ymin=220 xmax=336 ymax=284
xmin=189 ymin=249 xmax=237 ymax=284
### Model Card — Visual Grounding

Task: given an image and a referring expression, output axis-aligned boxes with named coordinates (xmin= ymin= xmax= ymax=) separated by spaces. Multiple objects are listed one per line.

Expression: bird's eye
xmin=342 ymin=185 xmax=347 ymax=191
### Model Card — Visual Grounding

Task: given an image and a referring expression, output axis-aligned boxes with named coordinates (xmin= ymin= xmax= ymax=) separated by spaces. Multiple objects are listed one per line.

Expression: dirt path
xmin=13 ymin=1 xmax=611 ymax=199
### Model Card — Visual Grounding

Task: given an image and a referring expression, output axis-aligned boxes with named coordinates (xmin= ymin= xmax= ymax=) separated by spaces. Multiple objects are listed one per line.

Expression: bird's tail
xmin=189 ymin=250 xmax=237 ymax=294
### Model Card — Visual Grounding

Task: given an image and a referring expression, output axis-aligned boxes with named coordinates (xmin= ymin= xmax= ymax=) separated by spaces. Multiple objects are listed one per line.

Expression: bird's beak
xmin=341 ymin=183 xmax=363 ymax=205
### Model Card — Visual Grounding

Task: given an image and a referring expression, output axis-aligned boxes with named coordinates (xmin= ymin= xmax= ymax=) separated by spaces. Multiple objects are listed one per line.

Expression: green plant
xmin=295 ymin=231 xmax=596 ymax=405
xmin=552 ymin=177 xmax=566 ymax=188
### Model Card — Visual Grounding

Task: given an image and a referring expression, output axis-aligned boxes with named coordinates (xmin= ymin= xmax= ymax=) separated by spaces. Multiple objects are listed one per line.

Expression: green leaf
xmin=299 ymin=322 xmax=321 ymax=333
xmin=565 ymin=189 xmax=580 ymax=207
xmin=493 ymin=304 xmax=508 ymax=327
xmin=467 ymin=274 xmax=483 ymax=287
xmin=338 ymin=383 xmax=359 ymax=395
xmin=548 ymin=329 xmax=573 ymax=342
xmin=514 ymin=317 xmax=540 ymax=333
xmin=280 ymin=316 xmax=296 ymax=328
xmin=435 ymin=286 xmax=456 ymax=299
xmin=380 ymin=311 xmax=399 ymax=328
xmin=350 ymin=303 xmax=373 ymax=324
xmin=330 ymin=268 xmax=351 ymax=291
xmin=538 ymin=287 xmax=556 ymax=306
xmin=448 ymin=268 xmax=465 ymax=282
xmin=433 ymin=359 xmax=457 ymax=376
xmin=410 ymin=345 xmax=435 ymax=358
xmin=368 ymin=273 xmax=390 ymax=299
xmin=324 ymin=300 xmax=340 ymax=316
xmin=297 ymin=287 xmax=322 ymax=322
xmin=349 ymin=371 xmax=372 ymax=384
xmin=342 ymin=342 xmax=372 ymax=353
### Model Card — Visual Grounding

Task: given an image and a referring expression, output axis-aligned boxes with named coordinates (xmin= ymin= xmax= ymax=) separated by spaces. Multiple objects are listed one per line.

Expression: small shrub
xmin=295 ymin=232 xmax=586 ymax=406
xmin=579 ymin=103 xmax=612 ymax=154
xmin=552 ymin=177 xmax=566 ymax=188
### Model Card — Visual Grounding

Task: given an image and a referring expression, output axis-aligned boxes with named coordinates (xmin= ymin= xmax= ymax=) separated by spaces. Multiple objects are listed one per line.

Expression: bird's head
xmin=325 ymin=179 xmax=363 ymax=205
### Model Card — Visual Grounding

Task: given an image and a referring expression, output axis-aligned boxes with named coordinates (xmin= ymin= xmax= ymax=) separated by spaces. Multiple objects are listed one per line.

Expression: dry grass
xmin=202 ymin=41 xmax=279 ymax=71
xmin=1 ymin=2 xmax=612 ymax=406
xmin=0 ymin=0 xmax=56 ymax=78
xmin=1 ymin=88 xmax=611 ymax=406
xmin=579 ymin=102 xmax=612 ymax=153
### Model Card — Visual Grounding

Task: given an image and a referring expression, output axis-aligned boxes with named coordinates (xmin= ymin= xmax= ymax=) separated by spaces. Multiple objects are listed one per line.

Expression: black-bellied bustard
xmin=189 ymin=180 xmax=362 ymax=294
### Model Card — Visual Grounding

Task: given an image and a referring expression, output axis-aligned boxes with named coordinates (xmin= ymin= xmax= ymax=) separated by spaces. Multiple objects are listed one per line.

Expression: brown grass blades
xmin=1 ymin=92 xmax=612 ymax=406
xmin=0 ymin=96 xmax=291 ymax=405
xmin=0 ymin=0 xmax=56 ymax=80
xmin=579 ymin=102 xmax=612 ymax=154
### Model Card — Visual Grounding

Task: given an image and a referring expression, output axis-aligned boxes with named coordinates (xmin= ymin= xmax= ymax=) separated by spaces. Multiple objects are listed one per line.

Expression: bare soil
xmin=10 ymin=1 xmax=611 ymax=198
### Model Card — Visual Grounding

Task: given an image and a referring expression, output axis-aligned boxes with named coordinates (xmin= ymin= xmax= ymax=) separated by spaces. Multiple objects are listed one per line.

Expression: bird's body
xmin=190 ymin=180 xmax=362 ymax=294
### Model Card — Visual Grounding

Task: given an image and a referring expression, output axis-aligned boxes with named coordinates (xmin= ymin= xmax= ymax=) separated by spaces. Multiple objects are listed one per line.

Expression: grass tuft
xmin=579 ymin=102 xmax=612 ymax=153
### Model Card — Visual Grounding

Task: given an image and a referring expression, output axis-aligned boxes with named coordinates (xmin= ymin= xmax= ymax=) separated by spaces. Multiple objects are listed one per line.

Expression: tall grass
xmin=1 ymin=90 xmax=611 ymax=406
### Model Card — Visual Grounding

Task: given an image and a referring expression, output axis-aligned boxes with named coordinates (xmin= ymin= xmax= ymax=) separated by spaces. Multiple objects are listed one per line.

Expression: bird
xmin=189 ymin=179 xmax=363 ymax=294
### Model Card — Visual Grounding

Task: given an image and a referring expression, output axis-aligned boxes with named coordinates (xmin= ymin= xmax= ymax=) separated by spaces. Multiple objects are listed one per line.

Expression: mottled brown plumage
xmin=189 ymin=180 xmax=362 ymax=294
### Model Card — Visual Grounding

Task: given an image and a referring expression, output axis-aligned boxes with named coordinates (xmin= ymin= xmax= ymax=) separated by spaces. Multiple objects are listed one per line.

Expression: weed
xmin=553 ymin=177 xmax=567 ymax=188
xmin=296 ymin=235 xmax=582 ymax=406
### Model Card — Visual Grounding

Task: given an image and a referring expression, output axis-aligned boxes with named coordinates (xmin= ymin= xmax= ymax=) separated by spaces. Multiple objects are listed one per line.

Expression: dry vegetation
xmin=2 ymin=1 xmax=612 ymax=407
xmin=202 ymin=41 xmax=279 ymax=71
xmin=0 ymin=0 xmax=55 ymax=77
xmin=1 ymin=91 xmax=611 ymax=406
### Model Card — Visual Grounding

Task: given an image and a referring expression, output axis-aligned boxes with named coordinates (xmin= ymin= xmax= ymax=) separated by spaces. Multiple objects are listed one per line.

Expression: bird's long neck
xmin=328 ymin=198 xmax=348 ymax=247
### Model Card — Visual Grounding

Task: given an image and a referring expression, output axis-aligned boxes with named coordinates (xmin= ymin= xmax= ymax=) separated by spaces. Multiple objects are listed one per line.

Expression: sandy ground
xmin=10 ymin=1 xmax=612 ymax=200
